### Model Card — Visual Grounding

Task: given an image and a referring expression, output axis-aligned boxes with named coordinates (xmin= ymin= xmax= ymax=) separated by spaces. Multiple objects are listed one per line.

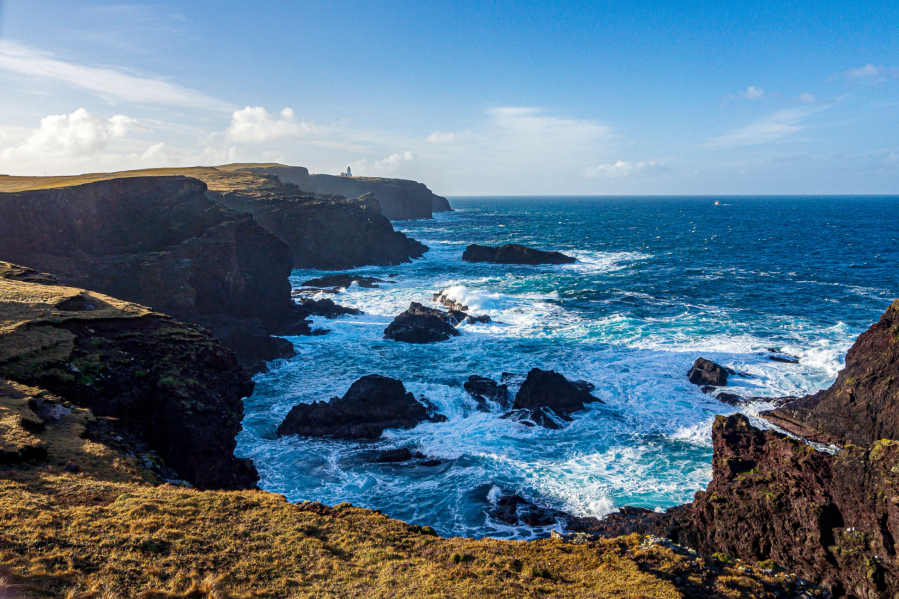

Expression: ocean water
xmin=236 ymin=196 xmax=899 ymax=539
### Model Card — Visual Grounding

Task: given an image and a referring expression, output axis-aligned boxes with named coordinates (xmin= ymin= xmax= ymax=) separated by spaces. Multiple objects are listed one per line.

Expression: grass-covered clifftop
xmin=0 ymin=264 xmax=805 ymax=598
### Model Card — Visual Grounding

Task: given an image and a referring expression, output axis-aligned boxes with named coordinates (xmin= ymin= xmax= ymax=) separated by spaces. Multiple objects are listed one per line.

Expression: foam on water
xmin=237 ymin=196 xmax=899 ymax=539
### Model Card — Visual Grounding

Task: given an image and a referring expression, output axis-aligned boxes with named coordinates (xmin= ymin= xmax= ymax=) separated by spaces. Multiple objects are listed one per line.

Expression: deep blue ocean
xmin=236 ymin=196 xmax=899 ymax=539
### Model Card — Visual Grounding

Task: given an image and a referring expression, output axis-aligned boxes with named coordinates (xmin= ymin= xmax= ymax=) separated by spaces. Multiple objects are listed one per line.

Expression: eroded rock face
xmin=0 ymin=176 xmax=301 ymax=372
xmin=0 ymin=264 xmax=259 ymax=490
xmin=687 ymin=358 xmax=731 ymax=387
xmin=213 ymin=188 xmax=427 ymax=270
xmin=761 ymin=299 xmax=899 ymax=446
xmin=462 ymin=244 xmax=576 ymax=265
xmin=384 ymin=302 xmax=464 ymax=344
xmin=276 ymin=374 xmax=446 ymax=439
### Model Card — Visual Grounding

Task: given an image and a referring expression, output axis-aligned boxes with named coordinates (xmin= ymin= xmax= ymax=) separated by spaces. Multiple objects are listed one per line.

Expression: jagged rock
xmin=465 ymin=314 xmax=492 ymax=324
xmin=464 ymin=375 xmax=510 ymax=410
xmin=384 ymin=302 xmax=463 ymax=344
xmin=489 ymin=494 xmax=571 ymax=527
xmin=687 ymin=358 xmax=731 ymax=387
xmin=214 ymin=187 xmax=427 ymax=269
xmin=0 ymin=264 xmax=259 ymax=489
xmin=512 ymin=368 xmax=602 ymax=419
xmin=462 ymin=244 xmax=576 ymax=265
xmin=762 ymin=300 xmax=899 ymax=446
xmin=276 ymin=375 xmax=446 ymax=439
xmin=295 ymin=298 xmax=361 ymax=319
xmin=433 ymin=289 xmax=469 ymax=311
xmin=0 ymin=176 xmax=303 ymax=373
xmin=300 ymin=274 xmax=388 ymax=289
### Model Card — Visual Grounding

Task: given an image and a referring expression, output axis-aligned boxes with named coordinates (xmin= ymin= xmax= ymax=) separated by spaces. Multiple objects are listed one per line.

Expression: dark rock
xmin=489 ymin=494 xmax=565 ymax=527
xmin=214 ymin=186 xmax=428 ymax=269
xmin=687 ymin=358 xmax=731 ymax=387
xmin=769 ymin=355 xmax=799 ymax=364
xmin=418 ymin=459 xmax=442 ymax=467
xmin=384 ymin=302 xmax=462 ymax=344
xmin=464 ymin=376 xmax=510 ymax=410
xmin=762 ymin=298 xmax=899 ymax=446
xmin=276 ymin=374 xmax=445 ymax=439
xmin=0 ymin=176 xmax=302 ymax=373
xmin=465 ymin=314 xmax=492 ymax=324
xmin=300 ymin=274 xmax=387 ymax=289
xmin=433 ymin=289 xmax=469 ymax=311
xmin=250 ymin=165 xmax=451 ymax=220
xmin=462 ymin=243 xmax=576 ymax=265
xmin=513 ymin=368 xmax=602 ymax=418
xmin=295 ymin=297 xmax=361 ymax=319
xmin=374 ymin=448 xmax=425 ymax=463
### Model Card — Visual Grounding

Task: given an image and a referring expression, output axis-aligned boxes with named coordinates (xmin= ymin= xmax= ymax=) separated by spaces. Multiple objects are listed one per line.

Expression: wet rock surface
xmin=294 ymin=297 xmax=361 ymax=319
xmin=384 ymin=302 xmax=464 ymax=344
xmin=511 ymin=369 xmax=601 ymax=421
xmin=277 ymin=374 xmax=447 ymax=439
xmin=687 ymin=357 xmax=732 ymax=387
xmin=464 ymin=375 xmax=510 ymax=410
xmin=462 ymin=243 xmax=576 ymax=265
xmin=300 ymin=274 xmax=389 ymax=289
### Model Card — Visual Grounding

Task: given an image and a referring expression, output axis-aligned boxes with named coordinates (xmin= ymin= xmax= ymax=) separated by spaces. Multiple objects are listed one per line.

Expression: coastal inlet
xmin=237 ymin=195 xmax=899 ymax=539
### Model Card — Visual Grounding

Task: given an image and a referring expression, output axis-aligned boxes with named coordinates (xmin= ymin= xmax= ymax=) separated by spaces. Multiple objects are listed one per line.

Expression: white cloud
xmin=426 ymin=130 xmax=458 ymax=143
xmin=741 ymin=86 xmax=764 ymax=99
xmin=348 ymin=151 xmax=414 ymax=176
xmin=798 ymin=92 xmax=816 ymax=104
xmin=1 ymin=108 xmax=149 ymax=159
xmin=225 ymin=106 xmax=315 ymax=143
xmin=0 ymin=41 xmax=232 ymax=111
xmin=705 ymin=107 xmax=826 ymax=148
xmin=486 ymin=107 xmax=612 ymax=148
xmin=844 ymin=64 xmax=899 ymax=82
xmin=585 ymin=161 xmax=669 ymax=178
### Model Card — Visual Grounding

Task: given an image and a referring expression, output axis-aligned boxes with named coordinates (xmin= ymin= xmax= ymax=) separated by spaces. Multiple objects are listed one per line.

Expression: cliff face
xmin=0 ymin=262 xmax=258 ymax=489
xmin=240 ymin=165 xmax=451 ymax=220
xmin=761 ymin=299 xmax=899 ymax=446
xmin=211 ymin=187 xmax=427 ymax=270
xmin=0 ymin=176 xmax=303 ymax=372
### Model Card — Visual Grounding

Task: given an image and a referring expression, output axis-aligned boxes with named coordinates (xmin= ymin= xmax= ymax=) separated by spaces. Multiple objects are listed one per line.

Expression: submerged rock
xmin=373 ymin=448 xmax=425 ymax=463
xmin=384 ymin=302 xmax=463 ymax=344
xmin=687 ymin=358 xmax=731 ymax=387
xmin=461 ymin=243 xmax=576 ymax=265
xmin=277 ymin=374 xmax=446 ymax=439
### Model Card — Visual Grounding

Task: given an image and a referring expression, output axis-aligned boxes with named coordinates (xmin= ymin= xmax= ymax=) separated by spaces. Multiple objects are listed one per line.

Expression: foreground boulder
xmin=384 ymin=302 xmax=465 ymax=343
xmin=462 ymin=244 xmax=576 ymax=265
xmin=687 ymin=358 xmax=731 ymax=387
xmin=0 ymin=176 xmax=303 ymax=373
xmin=277 ymin=375 xmax=446 ymax=439
xmin=501 ymin=369 xmax=602 ymax=428
xmin=0 ymin=263 xmax=258 ymax=489
xmin=762 ymin=299 xmax=899 ymax=446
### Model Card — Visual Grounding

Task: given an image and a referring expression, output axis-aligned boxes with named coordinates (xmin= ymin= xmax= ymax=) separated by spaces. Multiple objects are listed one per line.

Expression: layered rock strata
xmin=0 ymin=262 xmax=258 ymax=489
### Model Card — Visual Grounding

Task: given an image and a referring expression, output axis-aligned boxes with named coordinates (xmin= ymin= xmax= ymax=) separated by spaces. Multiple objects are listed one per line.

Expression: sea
xmin=236 ymin=196 xmax=899 ymax=539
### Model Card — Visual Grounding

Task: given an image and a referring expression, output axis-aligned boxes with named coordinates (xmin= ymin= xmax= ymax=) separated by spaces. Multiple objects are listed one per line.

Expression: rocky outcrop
xmin=687 ymin=358 xmax=731 ymax=387
xmin=242 ymin=165 xmax=450 ymax=220
xmin=384 ymin=302 xmax=464 ymax=344
xmin=276 ymin=374 xmax=446 ymax=439
xmin=301 ymin=274 xmax=390 ymax=289
xmin=502 ymin=369 xmax=601 ymax=428
xmin=295 ymin=298 xmax=361 ymax=319
xmin=0 ymin=262 xmax=258 ymax=489
xmin=462 ymin=244 xmax=576 ymax=265
xmin=212 ymin=186 xmax=428 ymax=270
xmin=0 ymin=176 xmax=304 ymax=372
xmin=761 ymin=299 xmax=899 ymax=446
xmin=464 ymin=375 xmax=510 ymax=411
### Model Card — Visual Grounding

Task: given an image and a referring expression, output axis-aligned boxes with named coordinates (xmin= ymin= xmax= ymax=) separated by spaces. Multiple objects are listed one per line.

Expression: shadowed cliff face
xmin=0 ymin=176 xmax=301 ymax=371
xmin=211 ymin=187 xmax=428 ymax=270
xmin=761 ymin=299 xmax=899 ymax=446
xmin=241 ymin=165 xmax=452 ymax=220
xmin=0 ymin=262 xmax=258 ymax=489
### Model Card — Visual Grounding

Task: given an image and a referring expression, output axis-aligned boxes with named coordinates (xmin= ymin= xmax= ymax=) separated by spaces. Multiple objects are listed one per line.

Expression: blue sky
xmin=0 ymin=0 xmax=897 ymax=194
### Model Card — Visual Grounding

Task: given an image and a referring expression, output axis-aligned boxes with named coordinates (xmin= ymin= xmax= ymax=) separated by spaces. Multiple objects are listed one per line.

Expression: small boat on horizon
xmin=714 ymin=200 xmax=721 ymax=205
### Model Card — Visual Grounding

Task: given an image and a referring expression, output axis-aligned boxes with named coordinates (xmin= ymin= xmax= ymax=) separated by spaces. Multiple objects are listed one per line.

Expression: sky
xmin=0 ymin=0 xmax=897 ymax=195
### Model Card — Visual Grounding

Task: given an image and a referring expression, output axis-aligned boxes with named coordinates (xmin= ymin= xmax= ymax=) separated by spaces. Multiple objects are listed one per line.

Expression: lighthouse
xmin=340 ymin=166 xmax=352 ymax=177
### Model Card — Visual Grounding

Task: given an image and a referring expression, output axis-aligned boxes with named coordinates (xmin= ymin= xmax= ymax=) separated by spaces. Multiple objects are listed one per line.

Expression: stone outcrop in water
xmin=276 ymin=374 xmax=446 ymax=439
xmin=503 ymin=369 xmax=602 ymax=428
xmin=462 ymin=243 xmax=576 ymax=265
xmin=687 ymin=358 xmax=731 ymax=387
xmin=384 ymin=302 xmax=465 ymax=344
xmin=761 ymin=299 xmax=899 ymax=446
xmin=0 ymin=176 xmax=305 ymax=373
xmin=237 ymin=165 xmax=451 ymax=220
xmin=0 ymin=262 xmax=258 ymax=489
xmin=464 ymin=375 xmax=510 ymax=411
xmin=301 ymin=274 xmax=390 ymax=290
xmin=212 ymin=186 xmax=428 ymax=270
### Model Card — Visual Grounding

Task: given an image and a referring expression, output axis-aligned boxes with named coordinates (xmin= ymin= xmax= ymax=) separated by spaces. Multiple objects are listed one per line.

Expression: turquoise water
xmin=236 ymin=196 xmax=899 ymax=539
